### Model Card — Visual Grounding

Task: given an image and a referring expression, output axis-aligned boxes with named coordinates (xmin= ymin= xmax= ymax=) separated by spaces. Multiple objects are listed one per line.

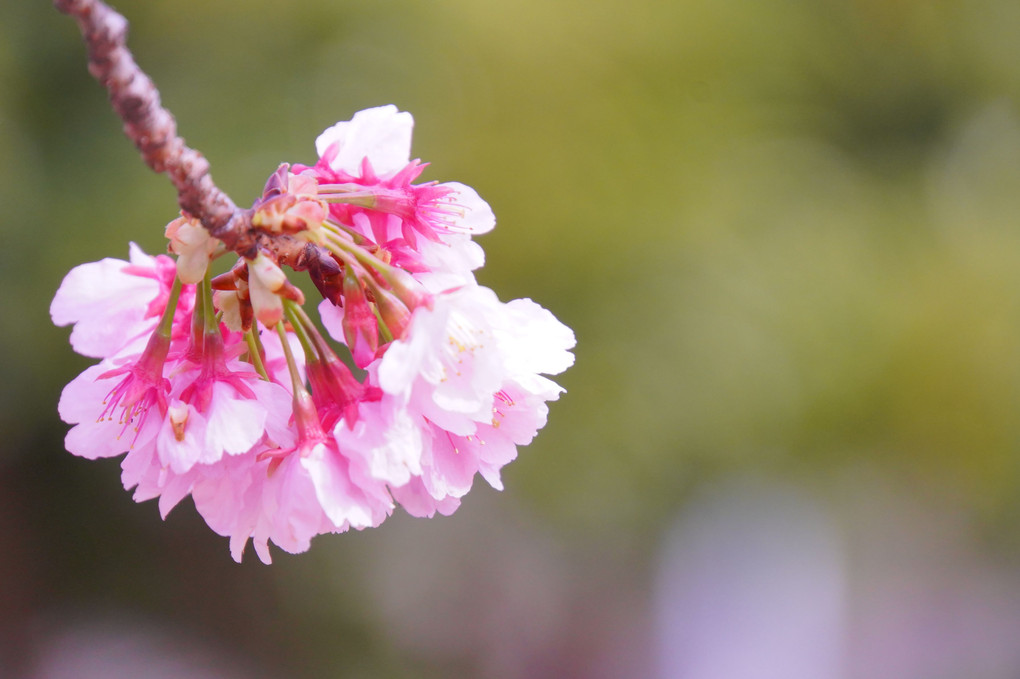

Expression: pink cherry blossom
xmin=316 ymin=160 xmax=495 ymax=245
xmin=152 ymin=317 xmax=294 ymax=474
xmin=416 ymin=378 xmax=563 ymax=502
xmin=194 ymin=389 xmax=398 ymax=563
xmin=188 ymin=453 xmax=276 ymax=562
xmin=298 ymin=105 xmax=494 ymax=288
xmin=377 ymin=285 xmax=521 ymax=432
xmin=155 ymin=374 xmax=292 ymax=474
xmin=58 ymin=356 xmax=164 ymax=461
xmin=375 ymin=283 xmax=574 ymax=504
xmin=53 ymin=106 xmax=575 ymax=563
xmin=332 ymin=389 xmax=423 ymax=489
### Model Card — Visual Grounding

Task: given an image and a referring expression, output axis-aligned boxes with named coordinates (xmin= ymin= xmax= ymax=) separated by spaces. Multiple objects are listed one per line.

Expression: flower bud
xmin=248 ymin=253 xmax=286 ymax=327
xmin=373 ymin=286 xmax=412 ymax=340
xmin=341 ymin=267 xmax=378 ymax=367
xmin=165 ymin=214 xmax=219 ymax=284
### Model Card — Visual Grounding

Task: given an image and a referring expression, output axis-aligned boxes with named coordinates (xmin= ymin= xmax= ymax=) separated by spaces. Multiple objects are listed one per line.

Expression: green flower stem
xmin=190 ymin=273 xmax=206 ymax=348
xmin=323 ymin=232 xmax=406 ymax=291
xmin=275 ymin=320 xmax=306 ymax=398
xmin=155 ymin=276 xmax=183 ymax=337
xmin=287 ymin=303 xmax=337 ymax=364
xmin=373 ymin=304 xmax=394 ymax=344
xmin=200 ymin=274 xmax=218 ymax=332
xmin=316 ymin=183 xmax=385 ymax=210
xmin=283 ymin=300 xmax=318 ymax=363
xmin=244 ymin=329 xmax=270 ymax=381
xmin=323 ymin=218 xmax=368 ymax=245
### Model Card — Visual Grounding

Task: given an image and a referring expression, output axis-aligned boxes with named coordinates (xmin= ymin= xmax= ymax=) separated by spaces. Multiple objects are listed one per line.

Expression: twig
xmin=54 ymin=0 xmax=256 ymax=255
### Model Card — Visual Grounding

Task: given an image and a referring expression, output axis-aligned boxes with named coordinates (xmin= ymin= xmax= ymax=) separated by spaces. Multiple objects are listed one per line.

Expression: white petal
xmin=127 ymin=241 xmax=156 ymax=267
xmin=316 ymin=105 xmax=414 ymax=176
xmin=500 ymin=298 xmax=577 ymax=377
xmin=441 ymin=182 xmax=496 ymax=234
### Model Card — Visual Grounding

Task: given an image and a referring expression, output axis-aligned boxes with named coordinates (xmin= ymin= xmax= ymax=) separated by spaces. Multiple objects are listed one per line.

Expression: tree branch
xmin=54 ymin=0 xmax=256 ymax=255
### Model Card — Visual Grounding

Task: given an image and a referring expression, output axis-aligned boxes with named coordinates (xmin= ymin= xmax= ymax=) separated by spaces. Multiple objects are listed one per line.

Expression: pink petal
xmin=51 ymin=253 xmax=160 ymax=359
xmin=204 ymin=383 xmax=268 ymax=457
xmin=390 ymin=476 xmax=461 ymax=518
xmin=301 ymin=443 xmax=382 ymax=529
xmin=157 ymin=402 xmax=206 ymax=472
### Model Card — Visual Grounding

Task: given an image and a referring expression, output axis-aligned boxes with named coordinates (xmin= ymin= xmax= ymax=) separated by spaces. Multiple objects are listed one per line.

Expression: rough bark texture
xmin=54 ymin=0 xmax=257 ymax=256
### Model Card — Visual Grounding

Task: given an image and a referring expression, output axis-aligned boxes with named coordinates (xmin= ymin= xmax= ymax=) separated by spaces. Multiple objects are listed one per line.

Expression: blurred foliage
xmin=6 ymin=0 xmax=1020 ymax=676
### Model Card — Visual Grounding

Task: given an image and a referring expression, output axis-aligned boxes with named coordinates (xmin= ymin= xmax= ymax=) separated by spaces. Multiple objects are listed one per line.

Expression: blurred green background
xmin=5 ymin=0 xmax=1020 ymax=677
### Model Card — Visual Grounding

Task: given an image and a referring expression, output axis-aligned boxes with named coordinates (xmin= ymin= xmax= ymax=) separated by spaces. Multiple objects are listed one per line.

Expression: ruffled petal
xmin=316 ymin=105 xmax=414 ymax=177
xmin=51 ymin=256 xmax=160 ymax=358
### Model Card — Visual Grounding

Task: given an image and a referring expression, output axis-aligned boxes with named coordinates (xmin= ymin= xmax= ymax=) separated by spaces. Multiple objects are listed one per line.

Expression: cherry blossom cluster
xmin=52 ymin=106 xmax=574 ymax=563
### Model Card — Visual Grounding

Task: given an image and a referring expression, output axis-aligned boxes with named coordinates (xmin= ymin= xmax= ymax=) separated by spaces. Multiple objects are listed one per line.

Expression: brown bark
xmin=54 ymin=0 xmax=257 ymax=256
